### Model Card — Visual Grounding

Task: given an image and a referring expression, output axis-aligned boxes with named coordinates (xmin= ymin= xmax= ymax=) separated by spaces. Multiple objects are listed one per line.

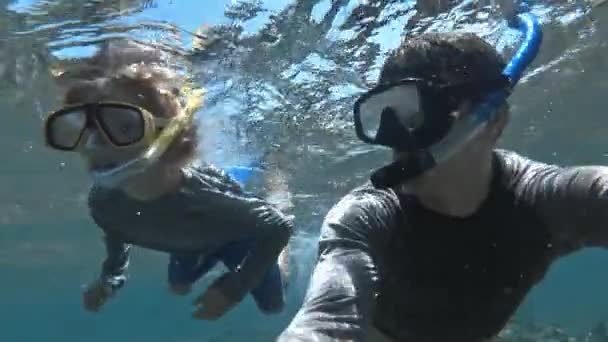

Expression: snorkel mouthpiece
xmin=370 ymin=7 xmax=543 ymax=188
xmin=93 ymin=86 xmax=206 ymax=188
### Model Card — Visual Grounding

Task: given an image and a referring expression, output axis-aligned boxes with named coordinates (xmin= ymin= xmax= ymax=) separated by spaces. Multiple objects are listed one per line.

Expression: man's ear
xmin=451 ymin=100 xmax=474 ymax=121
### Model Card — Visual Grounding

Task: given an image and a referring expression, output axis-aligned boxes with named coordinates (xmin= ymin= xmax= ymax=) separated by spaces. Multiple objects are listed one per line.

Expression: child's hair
xmin=52 ymin=39 xmax=198 ymax=166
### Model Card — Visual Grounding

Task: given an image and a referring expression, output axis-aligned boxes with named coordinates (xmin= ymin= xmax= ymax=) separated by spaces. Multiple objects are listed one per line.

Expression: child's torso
xmin=88 ymin=164 xmax=274 ymax=254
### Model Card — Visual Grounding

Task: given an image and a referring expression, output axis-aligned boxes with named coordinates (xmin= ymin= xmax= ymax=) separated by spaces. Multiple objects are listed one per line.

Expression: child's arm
xmin=261 ymin=145 xmax=293 ymax=212
xmin=223 ymin=207 xmax=292 ymax=302
xmin=194 ymin=207 xmax=292 ymax=319
xmin=99 ymin=233 xmax=131 ymax=294
xmin=202 ymin=204 xmax=293 ymax=306
xmin=189 ymin=165 xmax=294 ymax=318
xmin=83 ymin=233 xmax=131 ymax=312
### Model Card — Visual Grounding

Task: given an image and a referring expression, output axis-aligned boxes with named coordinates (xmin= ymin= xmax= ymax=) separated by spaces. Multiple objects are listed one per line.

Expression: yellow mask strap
xmin=142 ymin=85 xmax=206 ymax=160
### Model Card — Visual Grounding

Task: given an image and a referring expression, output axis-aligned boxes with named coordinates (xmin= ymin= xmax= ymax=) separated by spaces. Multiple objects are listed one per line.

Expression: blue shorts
xmin=168 ymin=239 xmax=285 ymax=313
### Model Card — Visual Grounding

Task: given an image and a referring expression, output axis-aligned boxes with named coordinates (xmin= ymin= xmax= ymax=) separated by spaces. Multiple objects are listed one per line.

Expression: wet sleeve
xmin=99 ymin=233 xmax=131 ymax=294
xmin=527 ymin=163 xmax=608 ymax=254
xmin=217 ymin=204 xmax=293 ymax=302
xmin=190 ymin=165 xmax=295 ymax=301
xmin=277 ymin=190 xmax=395 ymax=342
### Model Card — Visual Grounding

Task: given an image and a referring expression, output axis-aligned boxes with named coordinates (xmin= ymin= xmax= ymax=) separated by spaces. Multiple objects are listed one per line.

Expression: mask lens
xmin=47 ymin=109 xmax=87 ymax=149
xmin=357 ymin=84 xmax=421 ymax=141
xmin=97 ymin=105 xmax=145 ymax=146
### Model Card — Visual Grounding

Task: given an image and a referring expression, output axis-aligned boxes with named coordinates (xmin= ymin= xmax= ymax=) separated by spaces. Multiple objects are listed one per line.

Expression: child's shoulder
xmin=182 ymin=161 xmax=246 ymax=195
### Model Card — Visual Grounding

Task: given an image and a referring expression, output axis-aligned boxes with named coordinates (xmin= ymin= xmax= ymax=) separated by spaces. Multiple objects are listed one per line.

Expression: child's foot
xmin=278 ymin=245 xmax=291 ymax=290
xmin=169 ymin=284 xmax=192 ymax=296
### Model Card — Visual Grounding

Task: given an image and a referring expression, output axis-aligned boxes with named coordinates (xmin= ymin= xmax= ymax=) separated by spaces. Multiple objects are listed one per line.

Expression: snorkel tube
xmin=371 ymin=1 xmax=542 ymax=188
xmin=227 ymin=165 xmax=260 ymax=185
xmin=426 ymin=9 xmax=542 ymax=162
xmin=93 ymin=86 xmax=206 ymax=188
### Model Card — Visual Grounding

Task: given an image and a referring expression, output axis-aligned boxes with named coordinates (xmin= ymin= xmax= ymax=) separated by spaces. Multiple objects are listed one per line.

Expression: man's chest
xmin=373 ymin=202 xmax=556 ymax=341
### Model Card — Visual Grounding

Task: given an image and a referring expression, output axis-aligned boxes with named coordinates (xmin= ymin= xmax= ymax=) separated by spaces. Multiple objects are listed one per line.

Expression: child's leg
xmin=217 ymin=240 xmax=286 ymax=314
xmin=168 ymin=253 xmax=217 ymax=295
xmin=249 ymin=261 xmax=285 ymax=314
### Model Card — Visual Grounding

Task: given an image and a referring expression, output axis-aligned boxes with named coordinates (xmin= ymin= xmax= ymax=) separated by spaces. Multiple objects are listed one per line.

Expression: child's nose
xmin=82 ymin=129 xmax=108 ymax=151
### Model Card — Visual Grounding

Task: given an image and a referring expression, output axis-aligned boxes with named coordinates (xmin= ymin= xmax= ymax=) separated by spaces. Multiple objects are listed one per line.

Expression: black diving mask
xmin=353 ymin=77 xmax=510 ymax=152
xmin=353 ymin=76 xmax=510 ymax=188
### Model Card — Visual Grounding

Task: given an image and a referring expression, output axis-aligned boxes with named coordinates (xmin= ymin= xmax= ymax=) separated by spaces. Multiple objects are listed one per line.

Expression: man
xmin=278 ymin=32 xmax=608 ymax=341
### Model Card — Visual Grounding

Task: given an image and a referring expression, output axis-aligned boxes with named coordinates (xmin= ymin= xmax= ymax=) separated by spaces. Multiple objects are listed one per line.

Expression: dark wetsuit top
xmin=88 ymin=163 xmax=293 ymax=302
xmin=278 ymin=149 xmax=608 ymax=342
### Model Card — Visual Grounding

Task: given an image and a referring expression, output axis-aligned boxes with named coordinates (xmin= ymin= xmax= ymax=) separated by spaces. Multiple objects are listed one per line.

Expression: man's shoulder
xmin=493 ymin=149 xmax=561 ymax=187
xmin=334 ymin=183 xmax=400 ymax=212
xmin=493 ymin=148 xmax=548 ymax=170
xmin=322 ymin=183 xmax=401 ymax=235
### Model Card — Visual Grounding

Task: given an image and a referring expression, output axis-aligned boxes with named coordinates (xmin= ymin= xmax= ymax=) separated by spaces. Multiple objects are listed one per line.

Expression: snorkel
xmin=93 ymin=86 xmax=206 ymax=188
xmin=227 ymin=165 xmax=260 ymax=185
xmin=369 ymin=2 xmax=543 ymax=188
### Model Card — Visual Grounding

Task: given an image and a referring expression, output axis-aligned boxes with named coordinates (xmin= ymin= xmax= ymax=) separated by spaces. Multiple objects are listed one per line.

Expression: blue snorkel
xmin=225 ymin=146 xmax=276 ymax=185
xmin=227 ymin=146 xmax=285 ymax=186
xmin=427 ymin=10 xmax=542 ymax=157
xmin=503 ymin=9 xmax=543 ymax=85
xmin=370 ymin=1 xmax=543 ymax=188
xmin=226 ymin=164 xmax=261 ymax=185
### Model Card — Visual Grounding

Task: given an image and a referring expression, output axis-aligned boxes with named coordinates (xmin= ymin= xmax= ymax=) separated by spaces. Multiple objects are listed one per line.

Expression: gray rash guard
xmin=278 ymin=149 xmax=608 ymax=342
xmin=88 ymin=163 xmax=293 ymax=302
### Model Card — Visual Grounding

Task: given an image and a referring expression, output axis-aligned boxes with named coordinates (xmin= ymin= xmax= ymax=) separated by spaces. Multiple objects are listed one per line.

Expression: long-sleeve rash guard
xmin=88 ymin=163 xmax=293 ymax=303
xmin=278 ymin=149 xmax=608 ymax=342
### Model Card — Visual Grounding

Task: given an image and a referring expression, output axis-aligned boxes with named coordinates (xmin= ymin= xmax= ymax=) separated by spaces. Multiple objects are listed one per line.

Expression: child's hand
xmin=192 ymin=274 xmax=239 ymax=320
xmin=82 ymin=280 xmax=112 ymax=312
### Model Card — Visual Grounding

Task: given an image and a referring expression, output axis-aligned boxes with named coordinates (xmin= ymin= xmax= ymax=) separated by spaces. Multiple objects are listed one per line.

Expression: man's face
xmin=391 ymin=99 xmax=470 ymax=158
xmin=392 ymin=99 xmax=507 ymax=163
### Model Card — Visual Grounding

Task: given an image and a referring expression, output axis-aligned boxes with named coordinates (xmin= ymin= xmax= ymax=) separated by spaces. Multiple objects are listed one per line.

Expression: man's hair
xmin=53 ymin=39 xmax=198 ymax=165
xmin=382 ymin=32 xmax=510 ymax=149
xmin=379 ymin=32 xmax=506 ymax=95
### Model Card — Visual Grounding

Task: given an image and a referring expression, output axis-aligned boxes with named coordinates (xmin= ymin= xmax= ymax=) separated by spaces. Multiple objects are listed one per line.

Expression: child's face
xmin=62 ymin=79 xmax=167 ymax=173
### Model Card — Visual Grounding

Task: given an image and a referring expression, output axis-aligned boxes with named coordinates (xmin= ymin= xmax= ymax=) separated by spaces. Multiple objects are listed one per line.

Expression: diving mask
xmin=45 ymin=86 xmax=206 ymax=188
xmin=45 ymin=102 xmax=171 ymax=151
xmin=353 ymin=76 xmax=510 ymax=152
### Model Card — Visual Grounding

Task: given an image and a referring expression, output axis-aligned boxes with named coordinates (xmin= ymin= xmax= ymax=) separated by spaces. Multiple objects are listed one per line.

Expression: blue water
xmin=2 ymin=0 xmax=608 ymax=341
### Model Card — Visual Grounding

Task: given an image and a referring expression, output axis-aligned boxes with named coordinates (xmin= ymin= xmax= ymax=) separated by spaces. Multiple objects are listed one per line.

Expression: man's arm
xmin=527 ymin=162 xmax=608 ymax=255
xmin=278 ymin=190 xmax=396 ymax=341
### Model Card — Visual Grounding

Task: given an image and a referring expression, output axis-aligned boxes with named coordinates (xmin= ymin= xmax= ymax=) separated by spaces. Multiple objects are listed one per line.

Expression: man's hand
xmin=192 ymin=274 xmax=240 ymax=320
xmin=82 ymin=279 xmax=113 ymax=312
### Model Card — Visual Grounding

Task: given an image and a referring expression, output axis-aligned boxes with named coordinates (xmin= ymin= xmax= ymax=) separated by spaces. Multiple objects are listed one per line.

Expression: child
xmin=45 ymin=39 xmax=293 ymax=320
